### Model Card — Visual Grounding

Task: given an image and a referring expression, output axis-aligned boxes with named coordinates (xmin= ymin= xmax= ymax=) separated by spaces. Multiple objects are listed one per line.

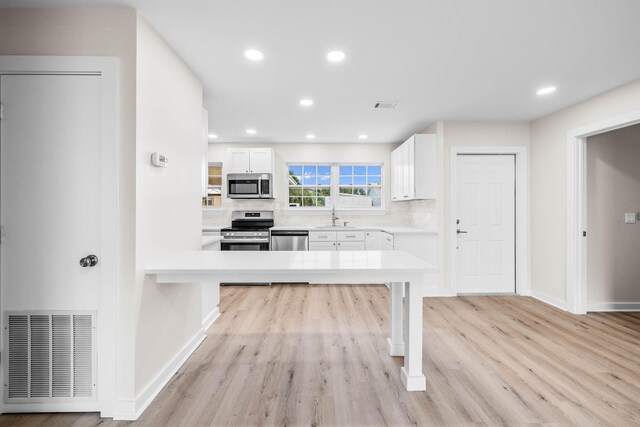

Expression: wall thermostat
xmin=151 ymin=152 xmax=168 ymax=168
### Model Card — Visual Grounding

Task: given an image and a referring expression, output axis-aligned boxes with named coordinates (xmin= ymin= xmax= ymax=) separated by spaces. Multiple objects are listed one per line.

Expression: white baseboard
xmin=113 ymin=329 xmax=206 ymax=421
xmin=1 ymin=401 xmax=99 ymax=414
xmin=202 ymin=307 xmax=220 ymax=331
xmin=530 ymin=291 xmax=568 ymax=311
xmin=587 ymin=302 xmax=640 ymax=312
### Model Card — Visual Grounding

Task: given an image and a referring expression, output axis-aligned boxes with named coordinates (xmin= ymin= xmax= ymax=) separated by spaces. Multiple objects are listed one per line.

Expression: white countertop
xmin=201 ymin=236 xmax=223 ymax=247
xmin=269 ymin=225 xmax=436 ymax=235
xmin=147 ymin=250 xmax=435 ymax=284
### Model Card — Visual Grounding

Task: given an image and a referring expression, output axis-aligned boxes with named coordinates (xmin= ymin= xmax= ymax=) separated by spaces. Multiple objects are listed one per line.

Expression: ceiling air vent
xmin=373 ymin=101 xmax=400 ymax=109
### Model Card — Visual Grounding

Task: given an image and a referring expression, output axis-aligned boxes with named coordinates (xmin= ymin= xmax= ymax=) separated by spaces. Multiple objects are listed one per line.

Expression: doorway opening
xmin=568 ymin=112 xmax=640 ymax=313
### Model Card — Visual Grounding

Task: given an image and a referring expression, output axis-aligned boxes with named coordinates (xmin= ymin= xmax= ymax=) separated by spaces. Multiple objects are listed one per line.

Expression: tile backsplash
xmin=203 ymin=198 xmax=436 ymax=230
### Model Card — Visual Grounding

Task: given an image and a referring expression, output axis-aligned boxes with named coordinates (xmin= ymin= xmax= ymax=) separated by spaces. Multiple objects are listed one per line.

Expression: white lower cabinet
xmin=364 ymin=231 xmax=381 ymax=250
xmin=381 ymin=232 xmax=394 ymax=250
xmin=309 ymin=241 xmax=336 ymax=251
xmin=337 ymin=241 xmax=365 ymax=250
xmin=309 ymin=231 xmax=365 ymax=251
xmin=310 ymin=231 xmax=337 ymax=242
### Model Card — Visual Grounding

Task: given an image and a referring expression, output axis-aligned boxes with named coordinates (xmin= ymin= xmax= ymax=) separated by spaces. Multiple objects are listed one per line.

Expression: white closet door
xmin=457 ymin=155 xmax=515 ymax=293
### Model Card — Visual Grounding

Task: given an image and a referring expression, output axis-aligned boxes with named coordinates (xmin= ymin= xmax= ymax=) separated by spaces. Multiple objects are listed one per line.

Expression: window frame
xmin=285 ymin=162 xmax=385 ymax=211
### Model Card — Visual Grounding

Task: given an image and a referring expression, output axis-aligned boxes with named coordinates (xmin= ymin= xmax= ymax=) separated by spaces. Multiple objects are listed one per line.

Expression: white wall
xmin=134 ymin=15 xmax=203 ymax=396
xmin=586 ymin=124 xmax=640 ymax=304
xmin=205 ymin=142 xmax=434 ymax=229
xmin=0 ymin=8 xmax=207 ymax=406
xmin=423 ymin=121 xmax=531 ymax=293
xmin=531 ymin=79 xmax=640 ymax=303
xmin=0 ymin=7 xmax=138 ymax=401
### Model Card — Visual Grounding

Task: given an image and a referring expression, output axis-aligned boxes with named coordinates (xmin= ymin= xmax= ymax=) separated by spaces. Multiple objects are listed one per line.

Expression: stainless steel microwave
xmin=227 ymin=173 xmax=273 ymax=199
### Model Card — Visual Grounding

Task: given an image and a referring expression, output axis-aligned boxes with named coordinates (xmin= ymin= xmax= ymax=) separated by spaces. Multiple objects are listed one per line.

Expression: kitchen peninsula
xmin=147 ymin=250 xmax=435 ymax=391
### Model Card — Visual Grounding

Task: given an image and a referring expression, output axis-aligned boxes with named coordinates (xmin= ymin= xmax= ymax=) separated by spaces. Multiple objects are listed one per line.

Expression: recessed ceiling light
xmin=358 ymin=134 xmax=368 ymax=139
xmin=208 ymin=134 xmax=218 ymax=139
xmin=246 ymin=129 xmax=257 ymax=135
xmin=536 ymin=86 xmax=557 ymax=96
xmin=327 ymin=50 xmax=346 ymax=62
xmin=244 ymin=49 xmax=264 ymax=61
xmin=300 ymin=99 xmax=314 ymax=107
xmin=306 ymin=134 xmax=316 ymax=139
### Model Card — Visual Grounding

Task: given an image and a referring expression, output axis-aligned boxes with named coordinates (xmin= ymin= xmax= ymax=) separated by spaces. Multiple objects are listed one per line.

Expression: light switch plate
xmin=624 ymin=213 xmax=637 ymax=224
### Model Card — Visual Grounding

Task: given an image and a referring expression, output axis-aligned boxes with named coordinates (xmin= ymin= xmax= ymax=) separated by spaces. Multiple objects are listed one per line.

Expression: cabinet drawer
xmin=337 ymin=231 xmax=365 ymax=241
xmin=309 ymin=241 xmax=336 ymax=251
xmin=337 ymin=241 xmax=365 ymax=250
xmin=309 ymin=231 xmax=337 ymax=242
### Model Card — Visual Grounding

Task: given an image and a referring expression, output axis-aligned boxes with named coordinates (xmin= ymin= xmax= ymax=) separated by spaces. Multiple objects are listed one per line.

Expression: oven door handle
xmin=221 ymin=238 xmax=269 ymax=244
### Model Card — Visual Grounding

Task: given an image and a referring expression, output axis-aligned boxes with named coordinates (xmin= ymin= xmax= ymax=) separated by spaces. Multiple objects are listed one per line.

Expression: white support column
xmin=387 ymin=282 xmax=404 ymax=356
xmin=401 ymin=281 xmax=426 ymax=391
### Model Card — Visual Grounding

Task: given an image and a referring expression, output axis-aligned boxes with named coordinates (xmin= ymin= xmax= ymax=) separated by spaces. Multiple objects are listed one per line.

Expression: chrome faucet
xmin=331 ymin=205 xmax=339 ymax=227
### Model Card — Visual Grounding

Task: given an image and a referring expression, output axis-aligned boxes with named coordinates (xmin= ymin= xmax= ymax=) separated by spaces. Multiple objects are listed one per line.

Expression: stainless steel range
xmin=221 ymin=211 xmax=274 ymax=251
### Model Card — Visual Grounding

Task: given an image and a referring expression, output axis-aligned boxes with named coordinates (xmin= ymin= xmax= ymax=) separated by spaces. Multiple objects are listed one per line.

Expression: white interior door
xmin=1 ymin=74 xmax=102 ymax=405
xmin=457 ymin=154 xmax=515 ymax=293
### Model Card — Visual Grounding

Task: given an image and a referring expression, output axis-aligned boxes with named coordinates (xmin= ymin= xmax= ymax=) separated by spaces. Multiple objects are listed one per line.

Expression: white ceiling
xmin=3 ymin=0 xmax=640 ymax=143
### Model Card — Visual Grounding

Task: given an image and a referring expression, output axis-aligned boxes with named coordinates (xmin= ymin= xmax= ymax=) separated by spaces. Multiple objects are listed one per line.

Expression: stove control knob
xmin=229 ymin=232 xmax=235 ymax=236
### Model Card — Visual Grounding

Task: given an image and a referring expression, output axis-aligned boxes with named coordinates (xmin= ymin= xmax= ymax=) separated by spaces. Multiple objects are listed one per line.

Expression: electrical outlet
xmin=624 ymin=213 xmax=637 ymax=224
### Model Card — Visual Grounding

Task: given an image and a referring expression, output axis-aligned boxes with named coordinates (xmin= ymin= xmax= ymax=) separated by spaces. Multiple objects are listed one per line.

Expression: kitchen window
xmin=338 ymin=165 xmax=382 ymax=208
xmin=287 ymin=163 xmax=383 ymax=209
xmin=288 ymin=164 xmax=332 ymax=207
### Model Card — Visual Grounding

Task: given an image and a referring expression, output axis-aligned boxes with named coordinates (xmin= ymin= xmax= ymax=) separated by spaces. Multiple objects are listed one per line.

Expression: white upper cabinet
xmin=226 ymin=148 xmax=274 ymax=174
xmin=391 ymin=134 xmax=436 ymax=200
xmin=249 ymin=148 xmax=273 ymax=173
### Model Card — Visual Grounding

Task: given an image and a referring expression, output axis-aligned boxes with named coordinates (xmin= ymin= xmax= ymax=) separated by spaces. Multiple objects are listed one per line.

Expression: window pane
xmin=367 ymin=165 xmax=381 ymax=175
xmin=372 ymin=197 xmax=381 ymax=207
xmin=289 ymin=197 xmax=302 ymax=206
xmin=353 ymin=187 xmax=367 ymax=196
xmin=302 ymin=175 xmax=317 ymax=185
xmin=289 ymin=187 xmax=302 ymax=197
xmin=302 ymin=188 xmax=316 ymax=196
xmin=317 ymin=197 xmax=328 ymax=207
xmin=367 ymin=175 xmax=381 ymax=185
xmin=303 ymin=197 xmax=316 ymax=207
xmin=317 ymin=187 xmax=331 ymax=197
xmin=339 ymin=165 xmax=352 ymax=176
xmin=303 ymin=165 xmax=317 ymax=176
xmin=318 ymin=175 xmax=331 ymax=185
xmin=353 ymin=175 xmax=366 ymax=185
xmin=289 ymin=165 xmax=302 ymax=175
xmin=354 ymin=165 xmax=366 ymax=175
xmin=317 ymin=165 xmax=331 ymax=176
xmin=339 ymin=187 xmax=353 ymax=195
xmin=288 ymin=174 xmax=302 ymax=185
xmin=339 ymin=176 xmax=352 ymax=185
xmin=367 ymin=187 xmax=381 ymax=198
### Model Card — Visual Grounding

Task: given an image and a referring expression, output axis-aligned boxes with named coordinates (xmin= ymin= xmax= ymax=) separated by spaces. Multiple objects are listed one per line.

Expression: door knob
xmin=80 ymin=254 xmax=99 ymax=267
xmin=456 ymin=229 xmax=468 ymax=234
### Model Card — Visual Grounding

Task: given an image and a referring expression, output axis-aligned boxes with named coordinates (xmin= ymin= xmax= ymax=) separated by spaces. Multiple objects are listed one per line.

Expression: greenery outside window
xmin=287 ymin=163 xmax=383 ymax=209
xmin=288 ymin=164 xmax=332 ymax=207
xmin=338 ymin=165 xmax=382 ymax=208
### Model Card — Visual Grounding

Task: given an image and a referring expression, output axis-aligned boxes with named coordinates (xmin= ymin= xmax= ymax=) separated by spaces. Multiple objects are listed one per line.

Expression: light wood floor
xmin=2 ymin=285 xmax=640 ymax=426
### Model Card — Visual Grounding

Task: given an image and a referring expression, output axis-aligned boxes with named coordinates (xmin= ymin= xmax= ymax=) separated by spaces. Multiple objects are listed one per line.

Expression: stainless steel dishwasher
xmin=270 ymin=230 xmax=309 ymax=251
